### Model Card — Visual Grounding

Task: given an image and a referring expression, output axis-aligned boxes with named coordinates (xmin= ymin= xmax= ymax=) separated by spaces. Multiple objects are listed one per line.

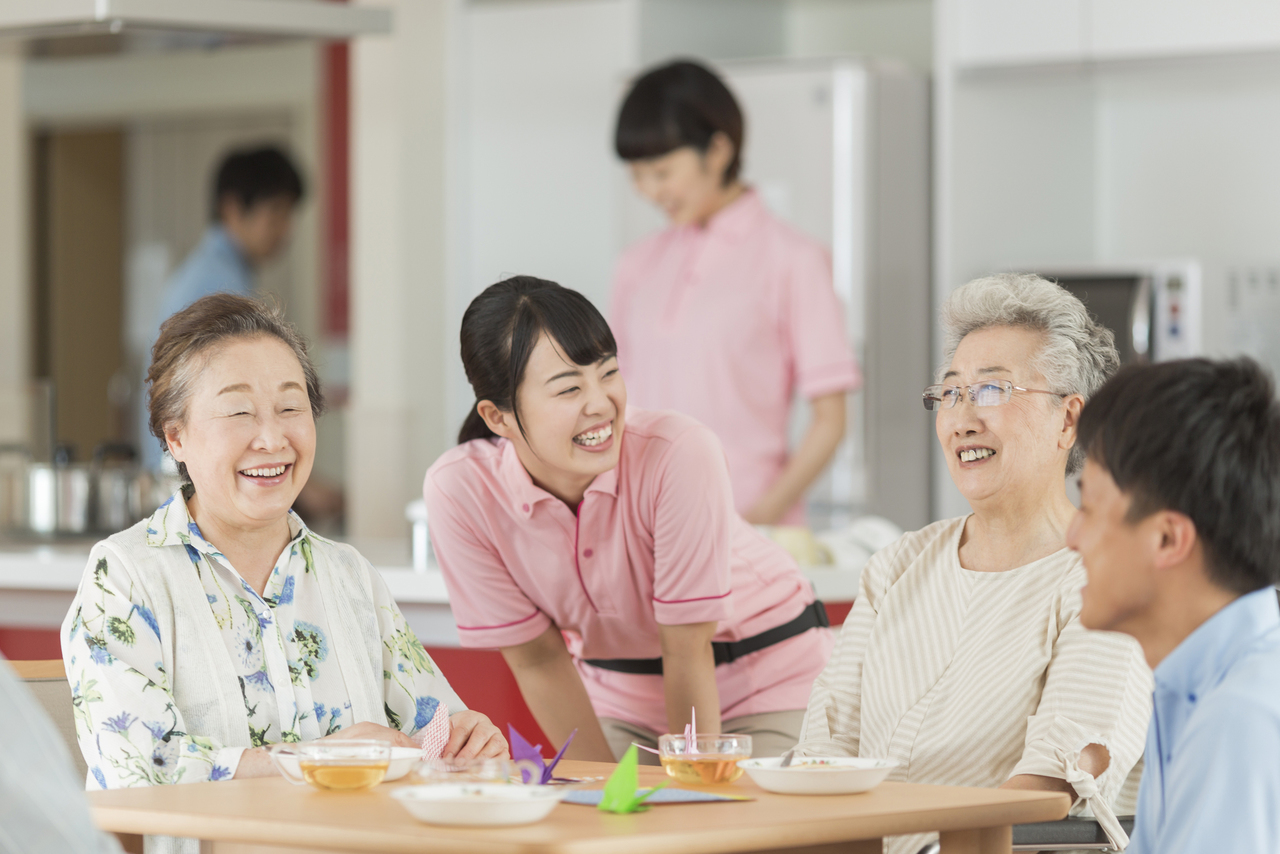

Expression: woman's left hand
xmin=445 ymin=710 xmax=509 ymax=759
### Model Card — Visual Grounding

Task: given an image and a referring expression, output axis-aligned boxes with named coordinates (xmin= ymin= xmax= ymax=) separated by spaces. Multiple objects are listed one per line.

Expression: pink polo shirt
xmin=424 ymin=408 xmax=834 ymax=733
xmin=611 ymin=190 xmax=861 ymax=525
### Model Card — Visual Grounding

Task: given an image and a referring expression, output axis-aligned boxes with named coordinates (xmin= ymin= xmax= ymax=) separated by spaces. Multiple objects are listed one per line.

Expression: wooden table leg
xmin=939 ymin=825 xmax=1012 ymax=854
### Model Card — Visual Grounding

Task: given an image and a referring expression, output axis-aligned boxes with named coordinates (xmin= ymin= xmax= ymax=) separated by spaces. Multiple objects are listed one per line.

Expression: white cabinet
xmin=952 ymin=0 xmax=1280 ymax=69
xmin=952 ymin=0 xmax=1086 ymax=67
xmin=1090 ymin=0 xmax=1280 ymax=59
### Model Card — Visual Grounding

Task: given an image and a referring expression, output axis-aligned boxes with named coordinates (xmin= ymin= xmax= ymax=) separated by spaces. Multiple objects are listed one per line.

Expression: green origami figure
xmin=597 ymin=745 xmax=668 ymax=814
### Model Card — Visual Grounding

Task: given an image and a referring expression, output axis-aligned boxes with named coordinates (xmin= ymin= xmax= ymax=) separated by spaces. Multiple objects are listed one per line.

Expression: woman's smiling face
xmin=165 ymin=334 xmax=315 ymax=532
xmin=936 ymin=325 xmax=1078 ymax=506
xmin=486 ymin=332 xmax=626 ymax=501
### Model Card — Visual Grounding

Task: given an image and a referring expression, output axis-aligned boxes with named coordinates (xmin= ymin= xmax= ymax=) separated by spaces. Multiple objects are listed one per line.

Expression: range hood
xmin=0 ymin=0 xmax=391 ymax=54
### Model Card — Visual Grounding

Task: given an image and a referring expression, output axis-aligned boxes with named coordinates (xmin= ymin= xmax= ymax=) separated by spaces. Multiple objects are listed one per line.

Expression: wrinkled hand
xmin=322 ymin=721 xmax=417 ymax=749
xmin=445 ymin=711 xmax=508 ymax=759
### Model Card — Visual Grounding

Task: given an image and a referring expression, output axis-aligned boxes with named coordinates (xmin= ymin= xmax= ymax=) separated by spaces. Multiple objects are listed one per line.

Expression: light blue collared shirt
xmin=1127 ymin=586 xmax=1280 ymax=854
xmin=140 ymin=226 xmax=255 ymax=471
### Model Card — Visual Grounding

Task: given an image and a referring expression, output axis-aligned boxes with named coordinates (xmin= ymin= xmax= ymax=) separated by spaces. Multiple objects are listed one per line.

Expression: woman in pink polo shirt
xmin=425 ymin=276 xmax=834 ymax=762
xmin=611 ymin=60 xmax=860 ymax=526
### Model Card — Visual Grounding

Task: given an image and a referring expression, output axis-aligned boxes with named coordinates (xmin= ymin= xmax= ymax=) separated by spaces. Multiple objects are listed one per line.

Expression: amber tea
xmin=660 ymin=754 xmax=749 ymax=785
xmin=299 ymin=761 xmax=389 ymax=791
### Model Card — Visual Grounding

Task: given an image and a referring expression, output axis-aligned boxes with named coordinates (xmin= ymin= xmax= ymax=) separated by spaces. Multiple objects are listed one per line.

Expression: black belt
xmin=584 ymin=601 xmax=830 ymax=675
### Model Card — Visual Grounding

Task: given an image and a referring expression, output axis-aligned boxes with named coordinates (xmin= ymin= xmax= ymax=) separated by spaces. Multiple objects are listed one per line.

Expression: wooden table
xmin=88 ymin=760 xmax=1070 ymax=854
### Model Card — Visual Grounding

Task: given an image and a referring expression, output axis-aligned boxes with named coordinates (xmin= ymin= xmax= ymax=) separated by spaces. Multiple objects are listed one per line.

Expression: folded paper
xmin=598 ymin=744 xmax=667 ymax=813
xmin=508 ymin=724 xmax=576 ymax=785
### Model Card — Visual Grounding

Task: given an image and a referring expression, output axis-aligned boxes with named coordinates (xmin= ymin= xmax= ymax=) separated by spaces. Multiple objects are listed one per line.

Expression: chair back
xmin=12 ymin=659 xmax=88 ymax=784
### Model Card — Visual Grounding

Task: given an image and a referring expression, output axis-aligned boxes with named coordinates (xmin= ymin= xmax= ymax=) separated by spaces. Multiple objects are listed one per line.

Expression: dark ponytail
xmin=457 ymin=276 xmax=617 ymax=445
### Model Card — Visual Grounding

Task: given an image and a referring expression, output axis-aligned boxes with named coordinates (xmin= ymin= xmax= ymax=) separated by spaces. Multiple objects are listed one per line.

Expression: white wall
xmin=454 ymin=0 xmax=639 ymax=425
xmin=349 ymin=0 xmax=458 ymax=537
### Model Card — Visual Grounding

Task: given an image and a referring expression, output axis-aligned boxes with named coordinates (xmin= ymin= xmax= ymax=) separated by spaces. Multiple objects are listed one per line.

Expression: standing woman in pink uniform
xmin=424 ymin=276 xmax=834 ymax=762
xmin=611 ymin=60 xmax=860 ymax=525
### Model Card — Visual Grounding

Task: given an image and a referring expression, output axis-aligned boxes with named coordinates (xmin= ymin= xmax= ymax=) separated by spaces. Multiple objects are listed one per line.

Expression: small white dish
xmin=391 ymin=784 xmax=566 ymax=826
xmin=272 ymin=746 xmax=422 ymax=784
xmin=738 ymin=756 xmax=897 ymax=795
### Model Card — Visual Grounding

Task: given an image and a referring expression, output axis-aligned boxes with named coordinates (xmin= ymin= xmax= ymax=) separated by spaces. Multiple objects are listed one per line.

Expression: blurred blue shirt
xmin=140 ymin=225 xmax=255 ymax=470
xmin=1127 ymin=586 xmax=1280 ymax=854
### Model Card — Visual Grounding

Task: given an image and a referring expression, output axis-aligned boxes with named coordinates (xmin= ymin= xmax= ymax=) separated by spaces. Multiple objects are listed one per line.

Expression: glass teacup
xmin=658 ymin=733 xmax=753 ymax=784
xmin=268 ymin=740 xmax=392 ymax=791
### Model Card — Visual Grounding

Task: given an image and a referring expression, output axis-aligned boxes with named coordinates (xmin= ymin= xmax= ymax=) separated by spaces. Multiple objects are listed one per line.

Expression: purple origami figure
xmin=508 ymin=724 xmax=577 ymax=784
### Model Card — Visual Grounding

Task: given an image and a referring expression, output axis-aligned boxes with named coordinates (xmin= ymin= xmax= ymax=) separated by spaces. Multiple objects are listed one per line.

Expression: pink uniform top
xmin=424 ymin=408 xmax=833 ymax=733
xmin=610 ymin=190 xmax=861 ymax=525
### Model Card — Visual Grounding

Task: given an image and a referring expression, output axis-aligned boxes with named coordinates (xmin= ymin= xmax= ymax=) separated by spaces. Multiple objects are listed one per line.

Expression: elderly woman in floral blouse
xmin=63 ymin=294 xmax=505 ymax=799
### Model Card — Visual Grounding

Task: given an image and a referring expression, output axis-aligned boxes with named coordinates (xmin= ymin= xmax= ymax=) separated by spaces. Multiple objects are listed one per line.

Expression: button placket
xmin=573 ymin=498 xmax=615 ymax=616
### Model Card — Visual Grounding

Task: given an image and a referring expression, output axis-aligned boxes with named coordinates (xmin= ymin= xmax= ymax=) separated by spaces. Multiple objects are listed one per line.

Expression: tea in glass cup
xmin=268 ymin=740 xmax=392 ymax=791
xmin=658 ymin=733 xmax=753 ymax=784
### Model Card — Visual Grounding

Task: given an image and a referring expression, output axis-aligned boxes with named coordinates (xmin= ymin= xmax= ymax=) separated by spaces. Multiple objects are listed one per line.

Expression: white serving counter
xmin=0 ymin=540 xmax=863 ymax=647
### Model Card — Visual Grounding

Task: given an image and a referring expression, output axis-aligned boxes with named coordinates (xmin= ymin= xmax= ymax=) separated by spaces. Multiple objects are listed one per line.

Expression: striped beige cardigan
xmin=799 ymin=517 xmax=1153 ymax=853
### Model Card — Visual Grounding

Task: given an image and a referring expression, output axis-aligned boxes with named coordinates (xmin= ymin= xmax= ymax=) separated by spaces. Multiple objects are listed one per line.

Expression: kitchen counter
xmin=0 ymin=539 xmax=862 ymax=647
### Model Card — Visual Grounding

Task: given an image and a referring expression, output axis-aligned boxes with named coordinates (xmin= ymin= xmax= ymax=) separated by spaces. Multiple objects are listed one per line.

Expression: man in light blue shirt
xmin=141 ymin=146 xmax=305 ymax=470
xmin=0 ymin=656 xmax=121 ymax=853
xmin=1067 ymin=356 xmax=1280 ymax=854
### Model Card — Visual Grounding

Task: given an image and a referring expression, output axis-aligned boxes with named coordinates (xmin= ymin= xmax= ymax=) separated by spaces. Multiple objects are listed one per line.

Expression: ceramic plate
xmin=391 ymin=784 xmax=567 ymax=826
xmin=737 ymin=756 xmax=897 ymax=795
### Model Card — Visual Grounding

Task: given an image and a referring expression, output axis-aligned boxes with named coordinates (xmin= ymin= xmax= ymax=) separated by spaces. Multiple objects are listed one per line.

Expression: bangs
xmin=615 ymin=102 xmax=690 ymax=162
xmin=542 ymin=294 xmax=617 ymax=367
xmin=507 ymin=287 xmax=617 ymax=393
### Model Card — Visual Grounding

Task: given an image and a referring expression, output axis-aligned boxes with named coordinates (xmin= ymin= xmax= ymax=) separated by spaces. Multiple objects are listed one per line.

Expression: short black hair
xmin=457 ymin=276 xmax=617 ymax=445
xmin=614 ymin=59 xmax=744 ymax=185
xmin=211 ymin=145 xmax=305 ymax=220
xmin=1077 ymin=357 xmax=1280 ymax=594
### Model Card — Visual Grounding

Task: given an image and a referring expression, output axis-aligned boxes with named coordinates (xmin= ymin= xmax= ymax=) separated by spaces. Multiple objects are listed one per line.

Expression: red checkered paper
xmin=412 ymin=700 xmax=451 ymax=759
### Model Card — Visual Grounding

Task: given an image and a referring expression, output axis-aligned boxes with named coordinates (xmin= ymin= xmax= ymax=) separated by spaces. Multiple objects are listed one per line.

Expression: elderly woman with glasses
xmin=796 ymin=274 xmax=1153 ymax=854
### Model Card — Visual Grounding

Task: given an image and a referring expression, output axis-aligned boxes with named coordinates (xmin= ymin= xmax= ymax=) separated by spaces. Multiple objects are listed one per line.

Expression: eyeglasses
xmin=922 ymin=380 xmax=1067 ymax=411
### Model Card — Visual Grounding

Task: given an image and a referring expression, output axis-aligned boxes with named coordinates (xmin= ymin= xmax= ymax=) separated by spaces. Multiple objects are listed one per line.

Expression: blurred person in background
xmin=1069 ymin=357 xmax=1280 ymax=854
xmin=140 ymin=146 xmax=305 ymax=474
xmin=0 ymin=655 xmax=121 ymax=854
xmin=610 ymin=59 xmax=859 ymax=527
xmin=797 ymin=274 xmax=1152 ymax=854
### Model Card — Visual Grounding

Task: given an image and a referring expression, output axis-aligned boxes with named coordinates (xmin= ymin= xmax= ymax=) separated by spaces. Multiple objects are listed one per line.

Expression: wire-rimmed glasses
xmin=922 ymin=380 xmax=1067 ymax=411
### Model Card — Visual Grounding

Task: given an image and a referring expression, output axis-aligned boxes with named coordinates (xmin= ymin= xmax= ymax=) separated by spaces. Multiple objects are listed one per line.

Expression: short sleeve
xmin=649 ymin=424 xmax=736 ymax=626
xmin=1011 ymin=610 xmax=1152 ymax=789
xmin=423 ymin=471 xmax=552 ymax=650
xmin=783 ymin=240 xmax=861 ymax=400
xmin=1010 ymin=596 xmax=1153 ymax=849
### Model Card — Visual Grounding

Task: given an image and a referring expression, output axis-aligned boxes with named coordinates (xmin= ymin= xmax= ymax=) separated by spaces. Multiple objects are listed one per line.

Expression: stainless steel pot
xmin=28 ymin=458 xmax=92 ymax=534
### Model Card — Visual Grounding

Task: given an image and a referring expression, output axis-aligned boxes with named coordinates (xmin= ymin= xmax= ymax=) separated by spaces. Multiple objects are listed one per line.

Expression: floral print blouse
xmin=64 ymin=493 xmax=454 ymax=788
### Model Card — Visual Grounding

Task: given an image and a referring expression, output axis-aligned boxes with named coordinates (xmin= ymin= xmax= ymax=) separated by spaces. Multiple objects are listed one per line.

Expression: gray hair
xmin=939 ymin=272 xmax=1120 ymax=474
